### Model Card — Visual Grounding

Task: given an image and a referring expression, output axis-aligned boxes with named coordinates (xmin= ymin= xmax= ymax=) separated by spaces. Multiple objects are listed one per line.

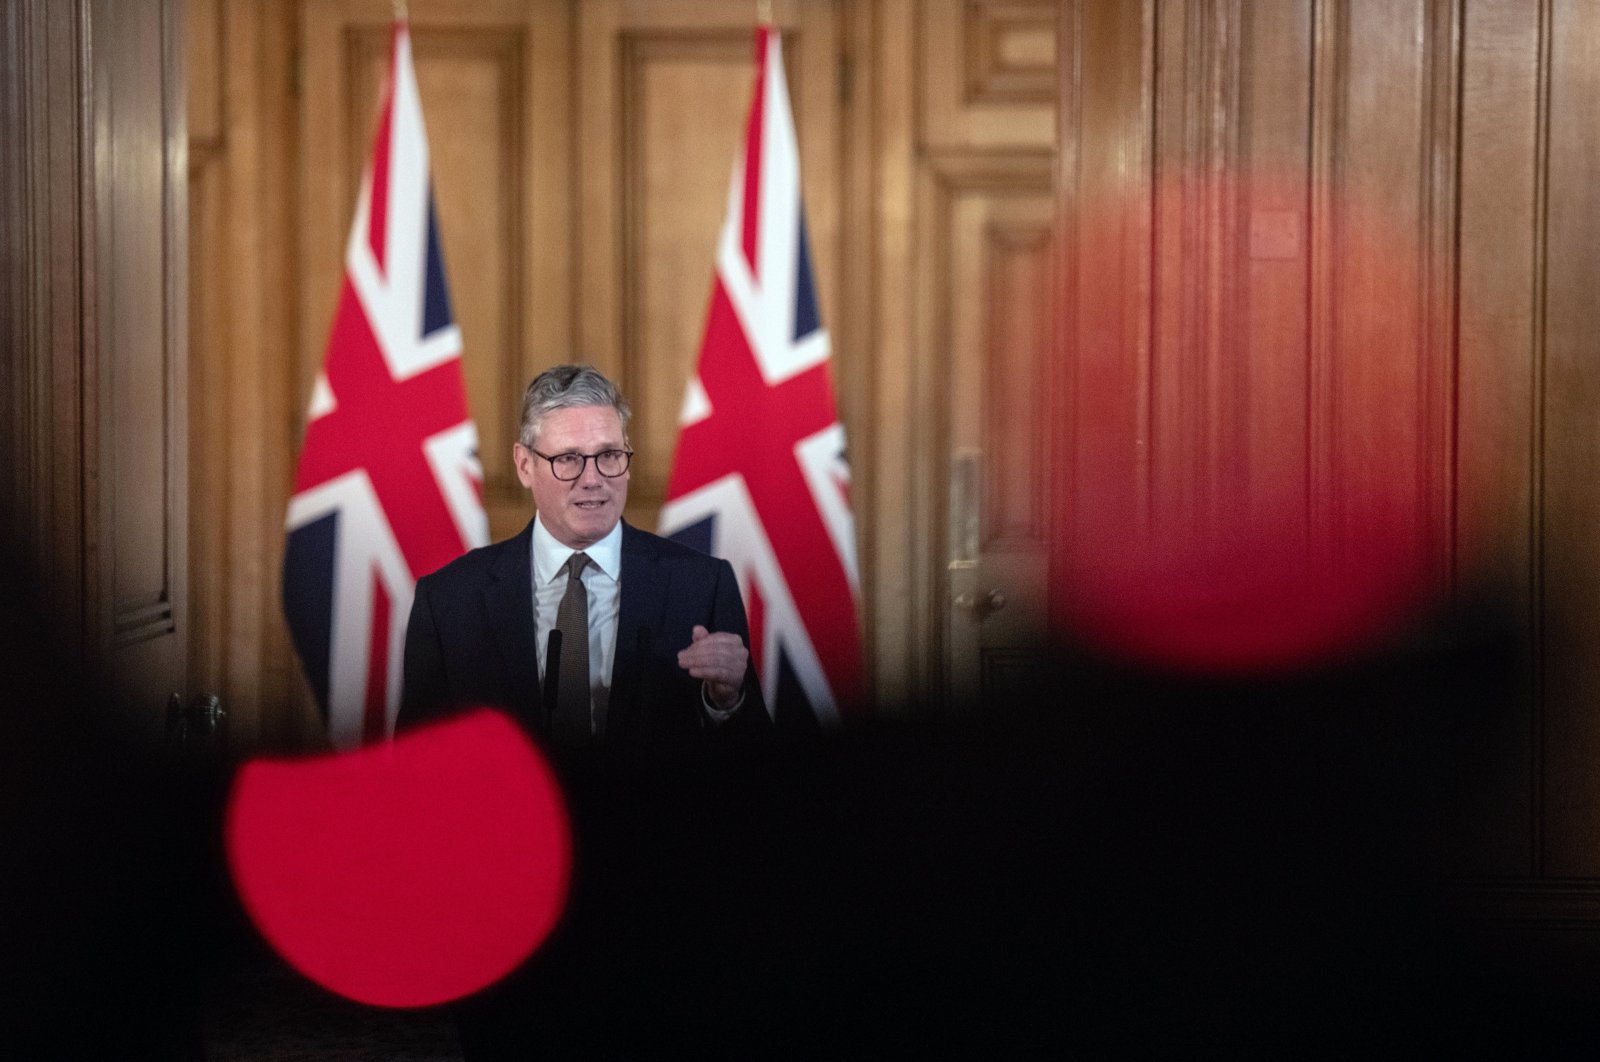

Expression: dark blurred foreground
xmin=475 ymin=605 xmax=1570 ymax=1059
xmin=6 ymin=541 xmax=1600 ymax=1057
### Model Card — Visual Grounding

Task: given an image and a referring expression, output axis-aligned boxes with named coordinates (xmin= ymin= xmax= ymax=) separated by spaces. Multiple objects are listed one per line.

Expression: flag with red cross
xmin=283 ymin=22 xmax=488 ymax=749
xmin=659 ymin=24 xmax=865 ymax=727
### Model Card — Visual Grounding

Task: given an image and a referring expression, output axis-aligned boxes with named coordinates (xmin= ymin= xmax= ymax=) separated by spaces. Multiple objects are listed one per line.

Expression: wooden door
xmin=91 ymin=0 xmax=192 ymax=733
xmin=913 ymin=2 xmax=1061 ymax=708
xmin=0 ymin=0 xmax=189 ymax=738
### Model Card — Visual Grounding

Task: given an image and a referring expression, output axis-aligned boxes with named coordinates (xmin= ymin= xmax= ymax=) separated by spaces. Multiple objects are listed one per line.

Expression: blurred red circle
xmin=1056 ymin=171 xmax=1446 ymax=673
xmin=225 ymin=709 xmax=571 ymax=1008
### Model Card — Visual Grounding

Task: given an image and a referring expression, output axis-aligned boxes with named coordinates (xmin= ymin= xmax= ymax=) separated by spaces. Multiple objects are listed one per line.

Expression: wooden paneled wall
xmin=182 ymin=0 xmax=1600 ymax=907
xmin=1058 ymin=0 xmax=1600 ymax=903
xmin=902 ymin=0 xmax=1059 ymax=707
xmin=187 ymin=0 xmax=303 ymax=744
xmin=2 ymin=0 xmax=188 ymax=732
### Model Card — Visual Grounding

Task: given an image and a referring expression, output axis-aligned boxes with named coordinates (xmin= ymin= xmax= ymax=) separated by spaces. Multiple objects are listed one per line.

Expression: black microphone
xmin=542 ymin=627 xmax=562 ymax=736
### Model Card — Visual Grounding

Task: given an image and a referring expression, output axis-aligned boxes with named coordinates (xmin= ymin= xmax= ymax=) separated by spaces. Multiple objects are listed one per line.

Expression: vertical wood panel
xmin=1539 ymin=0 xmax=1600 ymax=877
xmin=1422 ymin=0 xmax=1462 ymax=587
xmin=1330 ymin=0 xmax=1428 ymax=555
xmin=982 ymin=220 xmax=1053 ymax=549
xmin=1149 ymin=0 xmax=1246 ymax=533
xmin=1239 ymin=2 xmax=1311 ymax=538
xmin=188 ymin=137 xmax=226 ymax=699
xmin=869 ymin=0 xmax=920 ymax=705
xmin=1457 ymin=0 xmax=1542 ymax=877
xmin=98 ymin=0 xmax=175 ymax=629
xmin=233 ymin=0 xmax=303 ymax=746
xmin=186 ymin=0 xmax=308 ymax=746
xmin=88 ymin=0 xmax=187 ymax=723
xmin=922 ymin=159 xmax=1056 ymax=705
xmin=1 ymin=0 xmax=80 ymax=629
xmin=840 ymin=0 xmax=880 ymax=705
xmin=1306 ymin=0 xmax=1345 ymax=542
xmin=1068 ymin=0 xmax=1153 ymax=543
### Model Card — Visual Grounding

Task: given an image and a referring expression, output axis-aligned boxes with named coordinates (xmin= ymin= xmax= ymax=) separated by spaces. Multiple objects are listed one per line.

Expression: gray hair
xmin=518 ymin=364 xmax=632 ymax=449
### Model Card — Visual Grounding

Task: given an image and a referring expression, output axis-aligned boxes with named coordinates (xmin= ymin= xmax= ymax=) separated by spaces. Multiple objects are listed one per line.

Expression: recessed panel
xmin=623 ymin=34 xmax=759 ymax=499
xmin=103 ymin=0 xmax=176 ymax=639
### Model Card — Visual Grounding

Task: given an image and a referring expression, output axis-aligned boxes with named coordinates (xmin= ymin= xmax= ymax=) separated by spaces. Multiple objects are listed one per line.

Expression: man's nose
xmin=575 ymin=458 xmax=605 ymax=486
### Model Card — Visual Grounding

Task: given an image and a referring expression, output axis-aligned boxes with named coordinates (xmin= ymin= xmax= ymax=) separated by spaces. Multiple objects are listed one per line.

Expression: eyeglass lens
xmin=550 ymin=450 xmax=630 ymax=480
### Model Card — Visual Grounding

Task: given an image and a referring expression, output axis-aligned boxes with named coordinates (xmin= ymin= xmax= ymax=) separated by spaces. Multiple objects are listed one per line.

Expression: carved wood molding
xmin=962 ymin=0 xmax=1059 ymax=106
xmin=922 ymin=0 xmax=1057 ymax=151
xmin=981 ymin=218 xmax=1054 ymax=552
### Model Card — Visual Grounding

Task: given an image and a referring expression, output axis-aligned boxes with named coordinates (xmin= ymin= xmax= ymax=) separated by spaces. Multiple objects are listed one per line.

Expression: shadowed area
xmin=5 ymin=525 xmax=1600 ymax=1057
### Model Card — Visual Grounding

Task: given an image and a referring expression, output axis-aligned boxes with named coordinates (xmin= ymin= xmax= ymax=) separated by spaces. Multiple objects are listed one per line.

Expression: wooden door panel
xmin=91 ymin=0 xmax=189 ymax=729
xmin=927 ymin=159 xmax=1057 ymax=706
xmin=914 ymin=0 xmax=1061 ymax=709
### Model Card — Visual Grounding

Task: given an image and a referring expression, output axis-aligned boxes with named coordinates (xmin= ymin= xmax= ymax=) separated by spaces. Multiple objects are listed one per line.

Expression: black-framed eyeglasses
xmin=529 ymin=448 xmax=633 ymax=481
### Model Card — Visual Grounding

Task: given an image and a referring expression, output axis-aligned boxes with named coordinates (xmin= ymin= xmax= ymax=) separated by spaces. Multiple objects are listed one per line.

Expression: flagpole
xmin=392 ymin=0 xmax=409 ymax=23
xmin=757 ymin=0 xmax=772 ymax=27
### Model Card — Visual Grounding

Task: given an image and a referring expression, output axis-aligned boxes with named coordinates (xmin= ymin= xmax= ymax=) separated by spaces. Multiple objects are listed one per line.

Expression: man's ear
xmin=513 ymin=443 xmax=536 ymax=489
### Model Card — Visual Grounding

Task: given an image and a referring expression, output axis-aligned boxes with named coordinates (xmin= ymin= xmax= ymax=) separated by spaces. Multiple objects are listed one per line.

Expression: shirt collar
xmin=531 ymin=514 xmax=623 ymax=586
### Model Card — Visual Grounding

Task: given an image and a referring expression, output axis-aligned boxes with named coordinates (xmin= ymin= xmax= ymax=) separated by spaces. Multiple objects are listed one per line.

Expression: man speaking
xmin=398 ymin=364 xmax=765 ymax=747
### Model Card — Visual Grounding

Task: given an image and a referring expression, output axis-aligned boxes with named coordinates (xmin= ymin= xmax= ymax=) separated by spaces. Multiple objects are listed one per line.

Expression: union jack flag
xmin=660 ymin=25 xmax=864 ymax=727
xmin=283 ymin=22 xmax=488 ymax=749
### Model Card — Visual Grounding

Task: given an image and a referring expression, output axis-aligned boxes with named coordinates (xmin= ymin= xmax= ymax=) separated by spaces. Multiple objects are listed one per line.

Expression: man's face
xmin=514 ymin=404 xmax=630 ymax=550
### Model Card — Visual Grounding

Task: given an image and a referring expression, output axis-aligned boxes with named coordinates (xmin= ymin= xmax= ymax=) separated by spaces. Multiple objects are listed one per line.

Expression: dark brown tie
xmin=552 ymin=551 xmax=591 ymax=747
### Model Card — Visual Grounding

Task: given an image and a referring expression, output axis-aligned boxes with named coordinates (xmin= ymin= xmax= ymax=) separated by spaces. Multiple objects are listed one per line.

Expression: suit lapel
xmin=485 ymin=520 xmax=542 ymax=725
xmin=612 ymin=522 xmax=669 ymax=734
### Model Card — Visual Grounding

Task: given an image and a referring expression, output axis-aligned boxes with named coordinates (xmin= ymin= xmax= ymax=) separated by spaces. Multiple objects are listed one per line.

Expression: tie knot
xmin=566 ymin=552 xmax=590 ymax=579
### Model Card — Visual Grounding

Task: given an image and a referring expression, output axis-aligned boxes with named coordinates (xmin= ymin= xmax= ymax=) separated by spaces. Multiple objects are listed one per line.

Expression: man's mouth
xmin=573 ymin=500 xmax=607 ymax=511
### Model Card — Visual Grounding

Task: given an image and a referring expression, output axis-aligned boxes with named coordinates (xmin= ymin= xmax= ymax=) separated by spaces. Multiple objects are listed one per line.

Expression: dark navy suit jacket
xmin=398 ymin=520 xmax=767 ymax=745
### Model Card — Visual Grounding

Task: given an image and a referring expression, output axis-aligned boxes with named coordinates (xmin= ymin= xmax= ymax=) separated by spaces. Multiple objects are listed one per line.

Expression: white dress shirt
xmin=531 ymin=514 xmax=622 ymax=734
xmin=529 ymin=515 xmax=741 ymax=731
